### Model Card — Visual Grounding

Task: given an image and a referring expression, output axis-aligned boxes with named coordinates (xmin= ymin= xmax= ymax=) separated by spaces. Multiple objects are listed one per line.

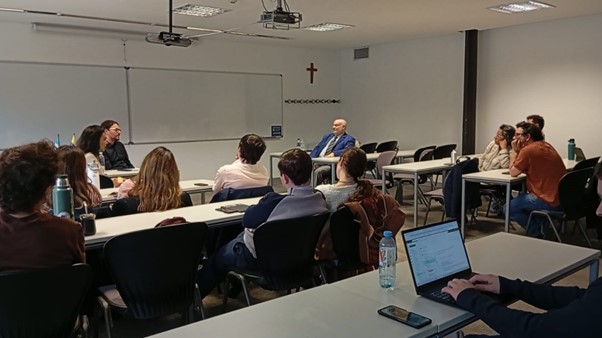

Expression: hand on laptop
xmin=469 ymin=274 xmax=501 ymax=294
xmin=441 ymin=278 xmax=475 ymax=300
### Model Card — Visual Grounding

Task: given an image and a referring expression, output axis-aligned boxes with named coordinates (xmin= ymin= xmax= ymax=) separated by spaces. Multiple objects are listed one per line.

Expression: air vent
xmin=354 ymin=47 xmax=369 ymax=60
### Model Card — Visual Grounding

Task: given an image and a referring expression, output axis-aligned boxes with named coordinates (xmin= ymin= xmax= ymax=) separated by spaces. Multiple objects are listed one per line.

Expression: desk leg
xmin=201 ymin=192 xmax=206 ymax=204
xmin=461 ymin=179 xmax=466 ymax=238
xmin=413 ymin=173 xmax=418 ymax=227
xmin=269 ymin=155 xmax=275 ymax=186
xmin=590 ymin=259 xmax=599 ymax=284
xmin=505 ymin=183 xmax=511 ymax=233
xmin=382 ymin=170 xmax=386 ymax=194
xmin=331 ymin=163 xmax=336 ymax=183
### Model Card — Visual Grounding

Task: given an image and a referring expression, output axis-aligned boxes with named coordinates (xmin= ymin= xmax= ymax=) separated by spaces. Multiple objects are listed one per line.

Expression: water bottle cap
xmin=384 ymin=230 xmax=393 ymax=238
xmin=568 ymin=138 xmax=575 ymax=143
xmin=55 ymin=175 xmax=69 ymax=187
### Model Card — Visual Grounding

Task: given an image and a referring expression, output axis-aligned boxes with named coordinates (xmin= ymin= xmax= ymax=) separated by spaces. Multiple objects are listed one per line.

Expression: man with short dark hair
xmin=101 ymin=120 xmax=134 ymax=169
xmin=509 ymin=122 xmax=565 ymax=237
xmin=310 ymin=118 xmax=356 ymax=185
xmin=212 ymin=134 xmax=269 ymax=193
xmin=526 ymin=114 xmax=545 ymax=130
xmin=197 ymin=148 xmax=328 ymax=297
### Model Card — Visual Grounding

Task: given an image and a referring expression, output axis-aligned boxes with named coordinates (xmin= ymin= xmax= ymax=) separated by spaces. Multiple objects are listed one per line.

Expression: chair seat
xmin=423 ymin=188 xmax=443 ymax=198
xmin=98 ymin=285 xmax=127 ymax=309
xmin=394 ymin=173 xmax=414 ymax=180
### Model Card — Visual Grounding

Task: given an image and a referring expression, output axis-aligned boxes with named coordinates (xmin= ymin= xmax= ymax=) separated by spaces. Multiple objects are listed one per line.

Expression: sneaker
xmin=489 ymin=199 xmax=502 ymax=216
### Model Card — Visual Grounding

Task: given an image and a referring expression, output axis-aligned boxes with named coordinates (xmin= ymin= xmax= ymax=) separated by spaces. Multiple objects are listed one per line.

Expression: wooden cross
xmin=306 ymin=62 xmax=318 ymax=84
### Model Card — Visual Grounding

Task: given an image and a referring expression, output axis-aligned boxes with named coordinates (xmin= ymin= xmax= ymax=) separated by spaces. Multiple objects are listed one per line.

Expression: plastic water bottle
xmin=52 ymin=175 xmax=74 ymax=220
xmin=99 ymin=152 xmax=106 ymax=172
xmin=379 ymin=230 xmax=397 ymax=290
xmin=299 ymin=137 xmax=306 ymax=151
xmin=568 ymin=139 xmax=575 ymax=161
xmin=450 ymin=149 xmax=457 ymax=164
xmin=88 ymin=161 xmax=101 ymax=188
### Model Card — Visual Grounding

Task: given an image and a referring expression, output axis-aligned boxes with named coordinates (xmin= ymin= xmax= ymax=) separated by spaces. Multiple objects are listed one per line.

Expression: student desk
xmin=101 ymin=179 xmax=215 ymax=204
xmin=103 ymin=168 xmax=139 ymax=178
xmin=150 ymin=232 xmax=599 ymax=338
xmin=85 ymin=197 xmax=261 ymax=250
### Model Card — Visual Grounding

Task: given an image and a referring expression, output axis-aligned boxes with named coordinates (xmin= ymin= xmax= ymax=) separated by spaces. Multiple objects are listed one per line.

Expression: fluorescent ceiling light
xmin=303 ymin=22 xmax=353 ymax=32
xmin=488 ymin=1 xmax=555 ymax=14
xmin=173 ymin=4 xmax=229 ymax=17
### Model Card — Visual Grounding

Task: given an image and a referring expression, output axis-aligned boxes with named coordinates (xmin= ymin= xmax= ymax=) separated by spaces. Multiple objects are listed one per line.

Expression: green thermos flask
xmin=52 ymin=175 xmax=74 ymax=220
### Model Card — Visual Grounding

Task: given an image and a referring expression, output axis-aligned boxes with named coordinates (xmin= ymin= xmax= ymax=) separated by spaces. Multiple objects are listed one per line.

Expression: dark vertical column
xmin=462 ymin=29 xmax=478 ymax=155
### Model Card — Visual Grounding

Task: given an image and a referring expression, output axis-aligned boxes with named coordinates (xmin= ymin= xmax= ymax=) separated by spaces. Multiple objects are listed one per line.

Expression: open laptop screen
xmin=403 ymin=220 xmax=470 ymax=288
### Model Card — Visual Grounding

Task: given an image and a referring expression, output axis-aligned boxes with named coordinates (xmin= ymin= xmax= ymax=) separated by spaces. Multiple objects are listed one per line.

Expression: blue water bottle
xmin=568 ymin=139 xmax=575 ymax=161
xmin=379 ymin=230 xmax=397 ymax=290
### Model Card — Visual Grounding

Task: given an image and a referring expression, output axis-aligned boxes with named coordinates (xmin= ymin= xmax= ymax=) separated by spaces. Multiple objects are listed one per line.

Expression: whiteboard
xmin=0 ymin=62 xmax=128 ymax=149
xmin=127 ymin=68 xmax=283 ymax=143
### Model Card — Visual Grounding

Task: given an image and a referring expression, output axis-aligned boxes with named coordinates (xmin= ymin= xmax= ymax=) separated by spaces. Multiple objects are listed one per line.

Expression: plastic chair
xmin=359 ymin=142 xmax=377 ymax=154
xmin=97 ymin=222 xmax=207 ymax=338
xmin=364 ymin=150 xmax=398 ymax=190
xmin=526 ymin=167 xmax=594 ymax=246
xmin=375 ymin=140 xmax=398 ymax=153
xmin=0 ymin=264 xmax=92 ymax=338
xmin=394 ymin=146 xmax=436 ymax=204
xmin=431 ymin=144 xmax=457 ymax=186
xmin=99 ymin=174 xmax=114 ymax=189
xmin=573 ymin=156 xmax=600 ymax=171
xmin=209 ymin=185 xmax=273 ymax=203
xmin=222 ymin=212 xmax=329 ymax=307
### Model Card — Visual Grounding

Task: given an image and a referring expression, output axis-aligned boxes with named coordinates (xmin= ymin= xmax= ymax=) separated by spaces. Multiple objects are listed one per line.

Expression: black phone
xmin=377 ymin=305 xmax=432 ymax=329
xmin=194 ymin=182 xmax=209 ymax=186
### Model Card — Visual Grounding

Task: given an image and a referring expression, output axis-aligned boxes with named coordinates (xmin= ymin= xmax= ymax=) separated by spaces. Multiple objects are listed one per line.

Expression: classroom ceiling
xmin=1 ymin=0 xmax=602 ymax=49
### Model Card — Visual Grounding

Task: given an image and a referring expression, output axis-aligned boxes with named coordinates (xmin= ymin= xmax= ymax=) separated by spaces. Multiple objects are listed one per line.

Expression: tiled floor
xmin=95 ymin=181 xmax=601 ymax=337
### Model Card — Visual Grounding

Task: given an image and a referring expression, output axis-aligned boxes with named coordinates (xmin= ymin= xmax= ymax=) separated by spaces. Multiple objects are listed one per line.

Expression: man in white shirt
xmin=213 ymin=134 xmax=269 ymax=193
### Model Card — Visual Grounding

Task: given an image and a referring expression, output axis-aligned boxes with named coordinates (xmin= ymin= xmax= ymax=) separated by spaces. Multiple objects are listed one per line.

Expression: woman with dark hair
xmin=479 ymin=124 xmax=515 ymax=172
xmin=316 ymin=147 xmax=367 ymax=212
xmin=52 ymin=146 xmax=107 ymax=220
xmin=212 ymin=134 xmax=269 ymax=193
xmin=76 ymin=124 xmax=108 ymax=184
xmin=0 ymin=141 xmax=85 ymax=270
xmin=111 ymin=147 xmax=192 ymax=216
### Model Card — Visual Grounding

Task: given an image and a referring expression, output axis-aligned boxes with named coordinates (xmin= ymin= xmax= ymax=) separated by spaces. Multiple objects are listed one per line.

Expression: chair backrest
xmin=575 ymin=147 xmax=586 ymax=162
xmin=443 ymin=158 xmax=481 ymax=218
xmin=0 ymin=264 xmax=92 ymax=338
xmin=375 ymin=150 xmax=398 ymax=179
xmin=413 ymin=145 xmax=436 ymax=162
xmin=359 ymin=142 xmax=377 ymax=154
xmin=99 ymin=174 xmax=114 ymax=189
xmin=210 ymin=185 xmax=274 ymax=203
xmin=432 ymin=144 xmax=457 ymax=160
xmin=329 ymin=207 xmax=363 ymax=270
xmin=573 ymin=156 xmax=600 ymax=171
xmin=376 ymin=140 xmax=398 ymax=153
xmin=103 ymin=222 xmax=207 ymax=319
xmin=253 ymin=213 xmax=329 ymax=290
xmin=558 ymin=167 xmax=594 ymax=219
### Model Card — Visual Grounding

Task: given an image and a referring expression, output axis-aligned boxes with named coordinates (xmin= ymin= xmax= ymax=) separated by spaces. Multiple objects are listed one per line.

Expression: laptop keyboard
xmin=429 ymin=289 xmax=456 ymax=304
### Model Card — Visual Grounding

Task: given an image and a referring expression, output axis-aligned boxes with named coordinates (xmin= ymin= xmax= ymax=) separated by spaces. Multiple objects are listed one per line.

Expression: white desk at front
xmin=460 ymin=159 xmax=577 ymax=237
xmin=101 ymin=179 xmax=215 ymax=204
xmin=103 ymin=168 xmax=139 ymax=178
xmin=150 ymin=232 xmax=599 ymax=338
xmin=86 ymin=197 xmax=261 ymax=250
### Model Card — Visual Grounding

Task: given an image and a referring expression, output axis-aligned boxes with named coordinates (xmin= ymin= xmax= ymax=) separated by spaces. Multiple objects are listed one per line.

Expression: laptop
xmin=402 ymin=219 xmax=474 ymax=307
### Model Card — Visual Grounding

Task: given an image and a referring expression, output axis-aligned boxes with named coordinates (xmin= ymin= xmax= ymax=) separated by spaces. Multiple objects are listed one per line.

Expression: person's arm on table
xmin=241 ymin=193 xmax=284 ymax=229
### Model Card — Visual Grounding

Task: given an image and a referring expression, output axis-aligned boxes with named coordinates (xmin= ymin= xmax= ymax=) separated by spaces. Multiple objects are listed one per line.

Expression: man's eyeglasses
xmin=110 ymin=128 xmax=122 ymax=133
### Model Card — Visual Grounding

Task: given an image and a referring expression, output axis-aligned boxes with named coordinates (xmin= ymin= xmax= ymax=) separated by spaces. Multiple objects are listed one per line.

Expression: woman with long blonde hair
xmin=111 ymin=147 xmax=191 ymax=215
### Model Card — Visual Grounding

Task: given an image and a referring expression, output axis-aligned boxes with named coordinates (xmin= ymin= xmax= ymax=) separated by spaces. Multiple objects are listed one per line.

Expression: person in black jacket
xmin=101 ymin=120 xmax=134 ymax=170
xmin=442 ymin=273 xmax=602 ymax=338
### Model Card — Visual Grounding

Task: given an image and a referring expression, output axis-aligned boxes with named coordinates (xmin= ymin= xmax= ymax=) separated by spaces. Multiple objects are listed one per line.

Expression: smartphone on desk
xmin=194 ymin=182 xmax=209 ymax=186
xmin=377 ymin=305 xmax=432 ymax=329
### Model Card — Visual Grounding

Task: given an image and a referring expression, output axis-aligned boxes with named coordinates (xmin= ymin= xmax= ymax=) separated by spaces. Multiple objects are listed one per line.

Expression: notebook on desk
xmin=215 ymin=204 xmax=249 ymax=214
xmin=402 ymin=220 xmax=475 ymax=307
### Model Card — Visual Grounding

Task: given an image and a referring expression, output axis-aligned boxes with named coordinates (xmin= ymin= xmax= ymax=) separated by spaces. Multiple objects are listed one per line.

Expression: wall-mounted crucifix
xmin=306 ymin=62 xmax=318 ymax=84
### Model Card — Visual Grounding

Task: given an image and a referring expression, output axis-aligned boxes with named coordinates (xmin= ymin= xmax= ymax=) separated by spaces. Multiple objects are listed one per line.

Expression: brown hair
xmin=56 ymin=145 xmax=102 ymax=209
xmin=100 ymin=120 xmax=119 ymax=131
xmin=129 ymin=147 xmax=182 ymax=212
xmin=76 ymin=125 xmax=104 ymax=159
xmin=340 ymin=147 xmax=367 ymax=181
xmin=277 ymin=148 xmax=312 ymax=185
xmin=238 ymin=134 xmax=266 ymax=164
xmin=0 ymin=140 xmax=58 ymax=213
xmin=345 ymin=147 xmax=382 ymax=222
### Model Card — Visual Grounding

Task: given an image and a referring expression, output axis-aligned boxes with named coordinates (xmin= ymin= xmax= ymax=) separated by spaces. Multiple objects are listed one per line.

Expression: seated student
xmin=101 ymin=119 xmax=135 ymax=170
xmin=76 ymin=124 xmax=108 ymax=185
xmin=196 ymin=148 xmax=328 ymax=297
xmin=213 ymin=134 xmax=269 ymax=193
xmin=111 ymin=147 xmax=192 ymax=216
xmin=52 ymin=146 xmax=109 ymax=220
xmin=443 ymin=273 xmax=602 ymax=338
xmin=0 ymin=141 xmax=85 ymax=271
xmin=316 ymin=147 xmax=367 ymax=212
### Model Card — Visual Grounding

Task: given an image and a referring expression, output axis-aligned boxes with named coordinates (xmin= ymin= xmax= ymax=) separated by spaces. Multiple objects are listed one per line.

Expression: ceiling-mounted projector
xmin=145 ymin=31 xmax=192 ymax=47
xmin=260 ymin=0 xmax=301 ymax=30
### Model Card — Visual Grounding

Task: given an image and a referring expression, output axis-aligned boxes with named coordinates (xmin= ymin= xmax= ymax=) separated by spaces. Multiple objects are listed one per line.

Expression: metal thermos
xmin=568 ymin=139 xmax=576 ymax=161
xmin=52 ymin=175 xmax=74 ymax=220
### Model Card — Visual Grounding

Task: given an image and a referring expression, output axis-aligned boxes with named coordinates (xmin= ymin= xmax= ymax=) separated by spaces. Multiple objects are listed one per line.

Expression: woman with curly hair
xmin=0 ymin=140 xmax=85 ymax=270
xmin=76 ymin=124 xmax=108 ymax=184
xmin=111 ymin=147 xmax=192 ymax=216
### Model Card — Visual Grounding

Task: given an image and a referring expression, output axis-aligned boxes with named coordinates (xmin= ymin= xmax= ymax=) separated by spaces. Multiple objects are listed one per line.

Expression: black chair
xmin=394 ymin=145 xmax=436 ymax=204
xmin=0 ymin=264 xmax=92 ymax=338
xmin=375 ymin=140 xmax=398 ymax=153
xmin=97 ymin=222 xmax=208 ymax=338
xmin=573 ymin=156 xmax=600 ymax=171
xmin=318 ymin=207 xmax=374 ymax=283
xmin=99 ymin=174 xmax=114 ymax=189
xmin=222 ymin=213 xmax=329 ymax=307
xmin=209 ymin=185 xmax=273 ymax=203
xmin=431 ymin=144 xmax=457 ymax=186
xmin=359 ymin=142 xmax=377 ymax=154
xmin=526 ymin=167 xmax=594 ymax=246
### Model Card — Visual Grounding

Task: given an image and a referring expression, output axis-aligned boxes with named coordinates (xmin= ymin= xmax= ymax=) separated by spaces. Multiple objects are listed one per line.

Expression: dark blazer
xmin=310 ymin=133 xmax=356 ymax=158
xmin=443 ymin=158 xmax=481 ymax=219
xmin=111 ymin=192 xmax=192 ymax=216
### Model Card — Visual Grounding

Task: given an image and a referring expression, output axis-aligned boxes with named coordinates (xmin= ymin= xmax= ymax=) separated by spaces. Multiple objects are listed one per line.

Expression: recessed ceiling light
xmin=303 ymin=23 xmax=353 ymax=32
xmin=172 ymin=4 xmax=229 ymax=18
xmin=488 ymin=1 xmax=554 ymax=14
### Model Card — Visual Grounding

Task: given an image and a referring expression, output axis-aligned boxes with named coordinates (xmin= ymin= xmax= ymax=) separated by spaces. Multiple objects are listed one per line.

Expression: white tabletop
xmin=383 ymin=158 xmax=454 ymax=174
xmin=103 ymin=168 xmax=139 ymax=178
xmin=86 ymin=196 xmax=261 ymax=249
xmin=462 ymin=168 xmax=525 ymax=184
xmin=101 ymin=179 xmax=214 ymax=203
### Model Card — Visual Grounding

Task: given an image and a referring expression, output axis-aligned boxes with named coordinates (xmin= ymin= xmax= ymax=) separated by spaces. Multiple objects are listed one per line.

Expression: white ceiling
xmin=1 ymin=0 xmax=602 ymax=49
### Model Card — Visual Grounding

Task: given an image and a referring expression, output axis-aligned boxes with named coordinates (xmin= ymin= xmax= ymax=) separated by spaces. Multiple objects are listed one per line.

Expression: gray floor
xmin=95 ymin=180 xmax=601 ymax=337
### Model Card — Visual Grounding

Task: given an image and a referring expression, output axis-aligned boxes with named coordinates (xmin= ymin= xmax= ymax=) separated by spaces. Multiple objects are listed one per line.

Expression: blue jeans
xmin=196 ymin=232 xmax=257 ymax=297
xmin=509 ymin=192 xmax=560 ymax=237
